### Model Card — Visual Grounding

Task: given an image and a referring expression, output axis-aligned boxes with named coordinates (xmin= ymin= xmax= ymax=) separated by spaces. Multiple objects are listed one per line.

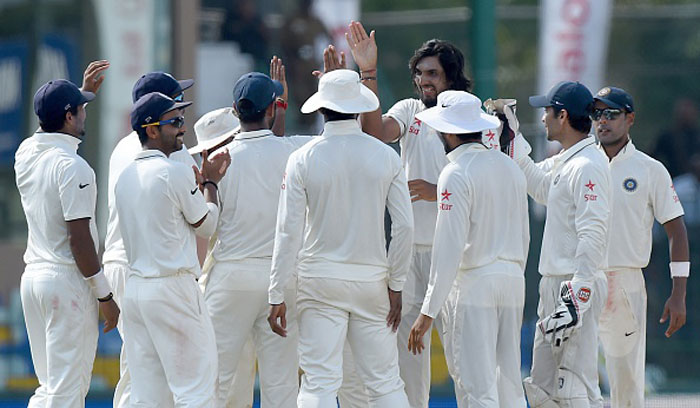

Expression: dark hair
xmin=409 ymin=39 xmax=471 ymax=93
xmin=319 ymin=108 xmax=357 ymax=122
xmin=236 ymin=99 xmax=268 ymax=123
xmin=554 ymin=107 xmax=592 ymax=134
xmin=455 ymin=131 xmax=482 ymax=142
xmin=136 ymin=127 xmax=149 ymax=145
xmin=39 ymin=105 xmax=79 ymax=133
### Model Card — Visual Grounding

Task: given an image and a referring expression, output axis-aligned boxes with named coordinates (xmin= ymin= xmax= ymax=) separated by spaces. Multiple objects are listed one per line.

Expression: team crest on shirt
xmin=623 ymin=177 xmax=637 ymax=192
xmin=408 ymin=118 xmax=421 ymax=135
xmin=577 ymin=287 xmax=591 ymax=303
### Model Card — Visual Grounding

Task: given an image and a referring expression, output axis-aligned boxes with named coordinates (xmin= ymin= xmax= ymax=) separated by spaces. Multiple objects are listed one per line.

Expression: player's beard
xmin=421 ymin=94 xmax=438 ymax=108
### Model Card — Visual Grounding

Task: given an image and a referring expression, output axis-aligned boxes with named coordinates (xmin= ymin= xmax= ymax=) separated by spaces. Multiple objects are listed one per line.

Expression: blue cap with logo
xmin=130 ymin=92 xmax=193 ymax=132
xmin=594 ymin=86 xmax=634 ymax=112
xmin=132 ymin=72 xmax=194 ymax=102
xmin=232 ymin=72 xmax=283 ymax=114
xmin=529 ymin=81 xmax=594 ymax=117
xmin=33 ymin=79 xmax=95 ymax=124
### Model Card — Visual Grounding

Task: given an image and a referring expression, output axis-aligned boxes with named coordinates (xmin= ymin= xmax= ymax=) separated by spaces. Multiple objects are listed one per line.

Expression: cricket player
xmin=342 ymin=21 xmax=473 ymax=407
xmin=203 ymin=69 xmax=309 ymax=407
xmin=116 ymin=92 xmax=230 ymax=406
xmin=502 ymin=81 xmax=611 ymax=407
xmin=15 ymin=64 xmax=120 ymax=407
xmin=592 ymin=86 xmax=689 ymax=407
xmin=406 ymin=91 xmax=529 ymax=407
xmin=103 ymin=71 xmax=196 ymax=408
xmin=267 ymin=69 xmax=414 ymax=407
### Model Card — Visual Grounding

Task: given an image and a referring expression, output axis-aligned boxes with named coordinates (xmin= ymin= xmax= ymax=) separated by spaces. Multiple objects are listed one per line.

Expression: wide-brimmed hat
xmin=301 ymin=69 xmax=379 ymax=114
xmin=189 ymin=107 xmax=240 ymax=155
xmin=415 ymin=90 xmax=500 ymax=134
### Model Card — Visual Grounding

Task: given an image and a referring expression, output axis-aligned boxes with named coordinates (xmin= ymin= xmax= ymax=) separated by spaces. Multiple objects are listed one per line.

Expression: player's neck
xmin=559 ymin=130 xmax=588 ymax=150
xmin=601 ymin=136 xmax=630 ymax=161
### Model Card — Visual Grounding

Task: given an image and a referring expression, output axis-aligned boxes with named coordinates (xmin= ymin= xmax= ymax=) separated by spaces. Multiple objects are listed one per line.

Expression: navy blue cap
xmin=594 ymin=86 xmax=634 ymax=112
xmin=232 ymin=72 xmax=283 ymax=114
xmin=130 ymin=92 xmax=193 ymax=132
xmin=529 ymin=81 xmax=594 ymax=117
xmin=132 ymin=72 xmax=194 ymax=102
xmin=33 ymin=79 xmax=95 ymax=123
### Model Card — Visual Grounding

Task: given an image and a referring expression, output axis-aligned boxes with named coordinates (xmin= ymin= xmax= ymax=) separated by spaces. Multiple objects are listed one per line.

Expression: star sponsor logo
xmin=623 ymin=177 xmax=637 ymax=192
xmin=408 ymin=118 xmax=422 ymax=135
xmin=441 ymin=189 xmax=451 ymax=201
xmin=485 ymin=130 xmax=495 ymax=142
xmin=671 ymin=183 xmax=680 ymax=203
xmin=439 ymin=189 xmax=453 ymax=210
xmin=584 ymin=179 xmax=598 ymax=201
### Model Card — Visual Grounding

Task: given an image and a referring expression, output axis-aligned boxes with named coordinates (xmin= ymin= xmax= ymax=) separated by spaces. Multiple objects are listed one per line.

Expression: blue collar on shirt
xmin=235 ymin=129 xmax=273 ymax=140
xmin=134 ymin=149 xmax=167 ymax=161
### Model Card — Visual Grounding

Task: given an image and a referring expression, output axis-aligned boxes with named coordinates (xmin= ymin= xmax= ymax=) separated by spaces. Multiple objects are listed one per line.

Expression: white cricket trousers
xmin=104 ymin=262 xmax=132 ymax=408
xmin=598 ymin=268 xmax=646 ymax=407
xmin=203 ymin=260 xmax=298 ymax=407
xmin=20 ymin=263 xmax=98 ymax=408
xmin=524 ymin=273 xmax=607 ymax=408
xmin=296 ymin=276 xmax=410 ymax=408
xmin=123 ymin=273 xmax=218 ymax=407
xmin=442 ymin=261 xmax=527 ymax=408
xmin=397 ymin=245 xmax=435 ymax=408
xmin=225 ymin=338 xmax=257 ymax=408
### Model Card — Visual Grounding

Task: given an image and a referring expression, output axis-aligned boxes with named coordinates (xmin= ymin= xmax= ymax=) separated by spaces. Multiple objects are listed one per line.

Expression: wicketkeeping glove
xmin=538 ymin=280 xmax=593 ymax=347
xmin=483 ymin=98 xmax=531 ymax=160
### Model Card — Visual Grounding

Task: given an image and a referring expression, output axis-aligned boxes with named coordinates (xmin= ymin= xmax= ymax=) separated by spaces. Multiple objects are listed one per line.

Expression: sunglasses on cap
xmin=591 ymin=108 xmax=623 ymax=121
xmin=173 ymin=93 xmax=185 ymax=102
xmin=141 ymin=116 xmax=185 ymax=129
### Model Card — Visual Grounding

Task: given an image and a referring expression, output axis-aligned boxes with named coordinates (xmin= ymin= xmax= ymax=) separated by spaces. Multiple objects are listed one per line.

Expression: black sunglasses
xmin=591 ymin=108 xmax=623 ymax=121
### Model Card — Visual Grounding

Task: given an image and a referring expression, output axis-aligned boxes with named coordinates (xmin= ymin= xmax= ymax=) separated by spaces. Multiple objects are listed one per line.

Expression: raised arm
xmin=345 ymin=21 xmax=402 ymax=143
xmin=270 ymin=56 xmax=288 ymax=136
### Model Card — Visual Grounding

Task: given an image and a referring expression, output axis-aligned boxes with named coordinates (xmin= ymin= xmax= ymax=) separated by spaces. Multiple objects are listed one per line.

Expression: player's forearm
xmin=68 ymin=220 xmax=101 ymax=278
xmin=515 ymin=155 xmax=551 ymax=205
xmin=271 ymin=105 xmax=286 ymax=136
xmin=665 ymin=216 xmax=690 ymax=262
xmin=269 ymin=234 xmax=298 ymax=304
xmin=670 ymin=277 xmax=687 ymax=300
xmin=358 ymin=74 xmax=386 ymax=141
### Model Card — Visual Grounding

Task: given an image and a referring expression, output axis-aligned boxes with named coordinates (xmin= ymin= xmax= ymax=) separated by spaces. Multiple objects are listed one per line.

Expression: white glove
xmin=538 ymin=280 xmax=593 ymax=347
xmin=483 ymin=98 xmax=531 ymax=160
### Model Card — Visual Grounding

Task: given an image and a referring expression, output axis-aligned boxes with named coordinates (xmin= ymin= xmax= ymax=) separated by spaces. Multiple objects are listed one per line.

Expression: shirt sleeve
xmin=170 ymin=148 xmax=197 ymax=183
xmin=569 ymin=159 xmax=611 ymax=285
xmin=651 ymin=161 xmax=685 ymax=224
xmin=269 ymin=153 xmax=307 ymax=304
xmin=169 ymin=163 xmax=209 ymax=225
xmin=384 ymin=99 xmax=416 ymax=142
xmin=421 ymin=165 xmax=470 ymax=318
xmin=385 ymin=155 xmax=415 ymax=292
xmin=515 ymin=154 xmax=556 ymax=205
xmin=58 ymin=159 xmax=97 ymax=221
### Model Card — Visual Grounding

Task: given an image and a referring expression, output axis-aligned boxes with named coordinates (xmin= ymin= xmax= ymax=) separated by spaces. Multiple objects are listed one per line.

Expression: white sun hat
xmin=189 ymin=107 xmax=240 ymax=155
xmin=301 ymin=69 xmax=379 ymax=114
xmin=415 ymin=90 xmax=500 ymax=134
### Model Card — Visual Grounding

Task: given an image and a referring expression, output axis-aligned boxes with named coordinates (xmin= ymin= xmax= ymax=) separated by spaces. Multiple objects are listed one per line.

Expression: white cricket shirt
xmin=421 ymin=143 xmax=530 ymax=318
xmin=15 ymin=132 xmax=99 ymax=265
xmin=211 ymin=130 xmax=311 ymax=266
xmin=103 ymin=132 xmax=196 ymax=265
xmin=115 ymin=150 xmax=211 ymax=278
xmin=601 ymin=140 xmax=684 ymax=270
xmin=386 ymin=98 xmax=501 ymax=246
xmin=268 ymin=120 xmax=414 ymax=304
xmin=517 ymin=137 xmax=611 ymax=284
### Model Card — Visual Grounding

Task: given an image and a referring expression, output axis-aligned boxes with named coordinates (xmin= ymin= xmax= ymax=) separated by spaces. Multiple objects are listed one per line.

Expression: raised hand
xmin=312 ymin=45 xmax=347 ymax=78
xmin=345 ymin=20 xmax=377 ymax=72
xmin=270 ymin=56 xmax=288 ymax=102
xmin=81 ymin=60 xmax=110 ymax=94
